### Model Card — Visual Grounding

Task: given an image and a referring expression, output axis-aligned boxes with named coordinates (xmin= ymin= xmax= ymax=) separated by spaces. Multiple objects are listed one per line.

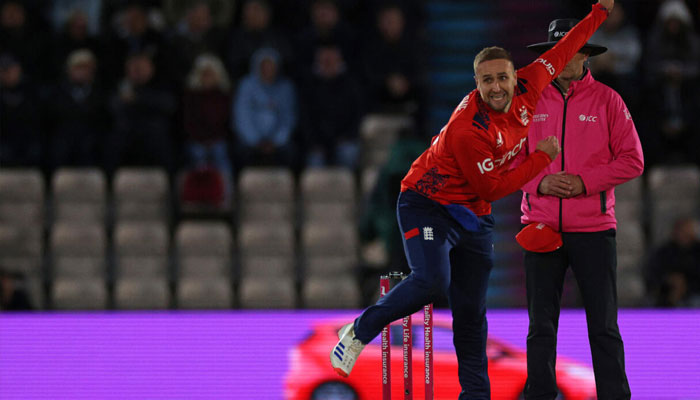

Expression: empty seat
xmin=301 ymin=167 xmax=356 ymax=203
xmin=50 ymin=223 xmax=106 ymax=278
xmin=238 ymin=167 xmax=295 ymax=223
xmin=114 ymin=168 xmax=169 ymax=222
xmin=359 ymin=114 xmax=412 ymax=168
xmin=176 ymin=221 xmax=232 ymax=279
xmin=238 ymin=277 xmax=296 ymax=309
xmin=239 ymin=256 xmax=295 ymax=280
xmin=0 ymin=169 xmax=44 ymax=225
xmin=52 ymin=278 xmax=108 ymax=310
xmin=0 ymin=225 xmax=42 ymax=275
xmin=114 ymin=222 xmax=169 ymax=278
xmin=114 ymin=278 xmax=170 ymax=309
xmin=177 ymin=278 xmax=232 ymax=309
xmin=302 ymin=276 xmax=360 ymax=309
xmin=302 ymin=223 xmax=358 ymax=258
xmin=52 ymin=168 xmax=106 ymax=222
xmin=648 ymin=165 xmax=700 ymax=245
xmin=239 ymin=222 xmax=294 ymax=259
xmin=304 ymin=255 xmax=357 ymax=278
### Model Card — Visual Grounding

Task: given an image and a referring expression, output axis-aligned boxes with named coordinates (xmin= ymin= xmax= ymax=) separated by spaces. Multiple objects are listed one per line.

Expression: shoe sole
xmin=333 ymin=367 xmax=349 ymax=378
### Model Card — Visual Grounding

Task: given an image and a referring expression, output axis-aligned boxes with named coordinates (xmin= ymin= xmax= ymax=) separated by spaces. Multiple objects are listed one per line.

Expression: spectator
xmin=182 ymin=53 xmax=233 ymax=180
xmin=225 ymin=0 xmax=291 ymax=80
xmin=105 ymin=51 xmax=177 ymax=174
xmin=361 ymin=3 xmax=426 ymax=127
xmin=45 ymin=49 xmax=108 ymax=170
xmin=294 ymin=0 xmax=358 ymax=77
xmin=168 ymin=1 xmax=227 ymax=84
xmin=232 ymin=47 xmax=297 ymax=168
xmin=0 ymin=1 xmax=48 ymax=80
xmin=162 ymin=0 xmax=234 ymax=30
xmin=589 ymin=2 xmax=642 ymax=108
xmin=0 ymin=270 xmax=34 ymax=311
xmin=0 ymin=53 xmax=43 ymax=168
xmin=642 ymin=0 xmax=700 ymax=165
xmin=102 ymin=2 xmax=172 ymax=88
xmin=301 ymin=45 xmax=363 ymax=169
xmin=645 ymin=216 xmax=700 ymax=307
xmin=50 ymin=9 xmax=103 ymax=82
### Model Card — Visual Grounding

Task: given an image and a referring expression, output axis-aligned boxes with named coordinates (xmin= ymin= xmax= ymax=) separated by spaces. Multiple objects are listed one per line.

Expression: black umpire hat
xmin=527 ymin=19 xmax=607 ymax=56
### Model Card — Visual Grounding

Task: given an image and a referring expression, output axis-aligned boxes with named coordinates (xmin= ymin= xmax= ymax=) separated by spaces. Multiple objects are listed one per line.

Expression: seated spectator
xmin=102 ymin=2 xmax=173 ymax=88
xmin=182 ymin=54 xmax=233 ymax=184
xmin=105 ymin=51 xmax=177 ymax=174
xmin=0 ymin=53 xmax=42 ymax=168
xmin=301 ymin=45 xmax=363 ymax=169
xmin=644 ymin=217 xmax=700 ymax=307
xmin=45 ymin=49 xmax=108 ymax=170
xmin=642 ymin=0 xmax=700 ymax=165
xmin=294 ymin=0 xmax=358 ymax=78
xmin=50 ymin=9 xmax=103 ymax=82
xmin=168 ymin=1 xmax=227 ymax=84
xmin=0 ymin=269 xmax=34 ymax=311
xmin=0 ymin=1 xmax=49 ymax=81
xmin=361 ymin=3 xmax=426 ymax=126
xmin=225 ymin=0 xmax=291 ymax=81
xmin=232 ymin=47 xmax=297 ymax=168
xmin=589 ymin=2 xmax=642 ymax=109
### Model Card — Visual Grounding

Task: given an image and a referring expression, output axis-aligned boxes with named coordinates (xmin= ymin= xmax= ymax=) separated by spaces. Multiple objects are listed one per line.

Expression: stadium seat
xmin=238 ymin=167 xmax=295 ymax=223
xmin=0 ymin=168 xmax=44 ymax=225
xmin=177 ymin=278 xmax=232 ymax=309
xmin=359 ymin=114 xmax=413 ymax=169
xmin=50 ymin=223 xmax=106 ymax=279
xmin=238 ymin=277 xmax=296 ymax=309
xmin=175 ymin=221 xmax=232 ymax=279
xmin=52 ymin=168 xmax=106 ymax=223
xmin=302 ymin=276 xmax=361 ymax=309
xmin=648 ymin=165 xmax=700 ymax=245
xmin=114 ymin=222 xmax=169 ymax=279
xmin=114 ymin=278 xmax=170 ymax=309
xmin=52 ymin=278 xmax=108 ymax=310
xmin=113 ymin=168 xmax=169 ymax=223
xmin=0 ymin=225 xmax=42 ymax=275
xmin=301 ymin=222 xmax=358 ymax=259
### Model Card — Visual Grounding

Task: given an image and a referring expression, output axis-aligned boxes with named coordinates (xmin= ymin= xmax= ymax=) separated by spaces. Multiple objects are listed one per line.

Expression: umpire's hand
xmin=598 ymin=0 xmax=614 ymax=11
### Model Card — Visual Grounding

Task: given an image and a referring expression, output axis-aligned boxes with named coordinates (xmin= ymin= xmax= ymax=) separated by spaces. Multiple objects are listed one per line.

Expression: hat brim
xmin=515 ymin=222 xmax=563 ymax=253
xmin=526 ymin=42 xmax=607 ymax=56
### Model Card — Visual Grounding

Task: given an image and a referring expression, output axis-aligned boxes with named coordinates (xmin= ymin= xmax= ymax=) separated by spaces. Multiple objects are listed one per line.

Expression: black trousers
xmin=523 ymin=229 xmax=631 ymax=400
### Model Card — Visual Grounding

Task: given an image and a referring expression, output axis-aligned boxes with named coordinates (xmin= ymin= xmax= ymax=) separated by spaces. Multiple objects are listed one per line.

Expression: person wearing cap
xmin=330 ymin=1 xmax=614 ymax=398
xmin=516 ymin=16 xmax=643 ymax=400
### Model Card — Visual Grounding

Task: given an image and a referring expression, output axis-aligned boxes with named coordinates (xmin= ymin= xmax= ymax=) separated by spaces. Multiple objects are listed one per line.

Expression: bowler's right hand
xmin=536 ymin=136 xmax=560 ymax=161
xmin=598 ymin=0 xmax=614 ymax=11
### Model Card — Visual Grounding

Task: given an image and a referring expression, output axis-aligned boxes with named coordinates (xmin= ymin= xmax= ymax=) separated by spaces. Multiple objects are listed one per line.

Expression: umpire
xmin=517 ymin=18 xmax=643 ymax=400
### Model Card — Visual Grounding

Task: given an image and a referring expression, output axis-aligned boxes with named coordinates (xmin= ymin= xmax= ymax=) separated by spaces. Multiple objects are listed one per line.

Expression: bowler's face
xmin=475 ymin=59 xmax=517 ymax=112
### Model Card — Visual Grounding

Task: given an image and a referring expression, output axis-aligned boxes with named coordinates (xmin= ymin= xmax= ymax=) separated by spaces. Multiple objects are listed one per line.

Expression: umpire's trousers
xmin=523 ymin=229 xmax=631 ymax=400
xmin=354 ymin=190 xmax=495 ymax=400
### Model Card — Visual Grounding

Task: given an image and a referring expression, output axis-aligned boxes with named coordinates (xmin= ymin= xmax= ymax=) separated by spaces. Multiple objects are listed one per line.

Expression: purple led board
xmin=1 ymin=310 xmax=698 ymax=399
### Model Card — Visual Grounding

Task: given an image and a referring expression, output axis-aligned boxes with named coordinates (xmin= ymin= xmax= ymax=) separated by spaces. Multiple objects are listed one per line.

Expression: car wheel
xmin=311 ymin=381 xmax=358 ymax=400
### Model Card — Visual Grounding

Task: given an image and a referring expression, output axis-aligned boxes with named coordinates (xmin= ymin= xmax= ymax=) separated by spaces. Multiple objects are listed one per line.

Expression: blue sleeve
xmin=233 ymin=79 xmax=259 ymax=147
xmin=271 ymin=81 xmax=298 ymax=146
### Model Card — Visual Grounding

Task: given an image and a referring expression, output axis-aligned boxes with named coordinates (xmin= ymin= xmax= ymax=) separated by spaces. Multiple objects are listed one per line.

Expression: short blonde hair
xmin=473 ymin=46 xmax=513 ymax=73
xmin=186 ymin=53 xmax=231 ymax=91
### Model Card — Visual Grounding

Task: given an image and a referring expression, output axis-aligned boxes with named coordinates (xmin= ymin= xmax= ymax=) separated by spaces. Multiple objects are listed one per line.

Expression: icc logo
xmin=579 ymin=114 xmax=597 ymax=122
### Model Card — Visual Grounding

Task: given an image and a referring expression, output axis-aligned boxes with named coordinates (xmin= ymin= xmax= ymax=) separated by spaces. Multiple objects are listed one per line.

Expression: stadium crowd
xmin=1 ymin=0 xmax=699 ymax=310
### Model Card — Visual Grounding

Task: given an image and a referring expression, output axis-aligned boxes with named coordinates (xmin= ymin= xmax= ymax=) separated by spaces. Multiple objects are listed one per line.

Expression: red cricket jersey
xmin=401 ymin=4 xmax=609 ymax=217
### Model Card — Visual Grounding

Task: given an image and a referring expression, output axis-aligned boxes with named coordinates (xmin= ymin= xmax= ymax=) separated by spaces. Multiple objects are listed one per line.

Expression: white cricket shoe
xmin=330 ymin=322 xmax=366 ymax=378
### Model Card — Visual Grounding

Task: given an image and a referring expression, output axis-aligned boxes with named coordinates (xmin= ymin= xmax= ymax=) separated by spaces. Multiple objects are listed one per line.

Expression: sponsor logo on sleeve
xmin=476 ymin=136 xmax=527 ymax=174
xmin=535 ymin=58 xmax=555 ymax=75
